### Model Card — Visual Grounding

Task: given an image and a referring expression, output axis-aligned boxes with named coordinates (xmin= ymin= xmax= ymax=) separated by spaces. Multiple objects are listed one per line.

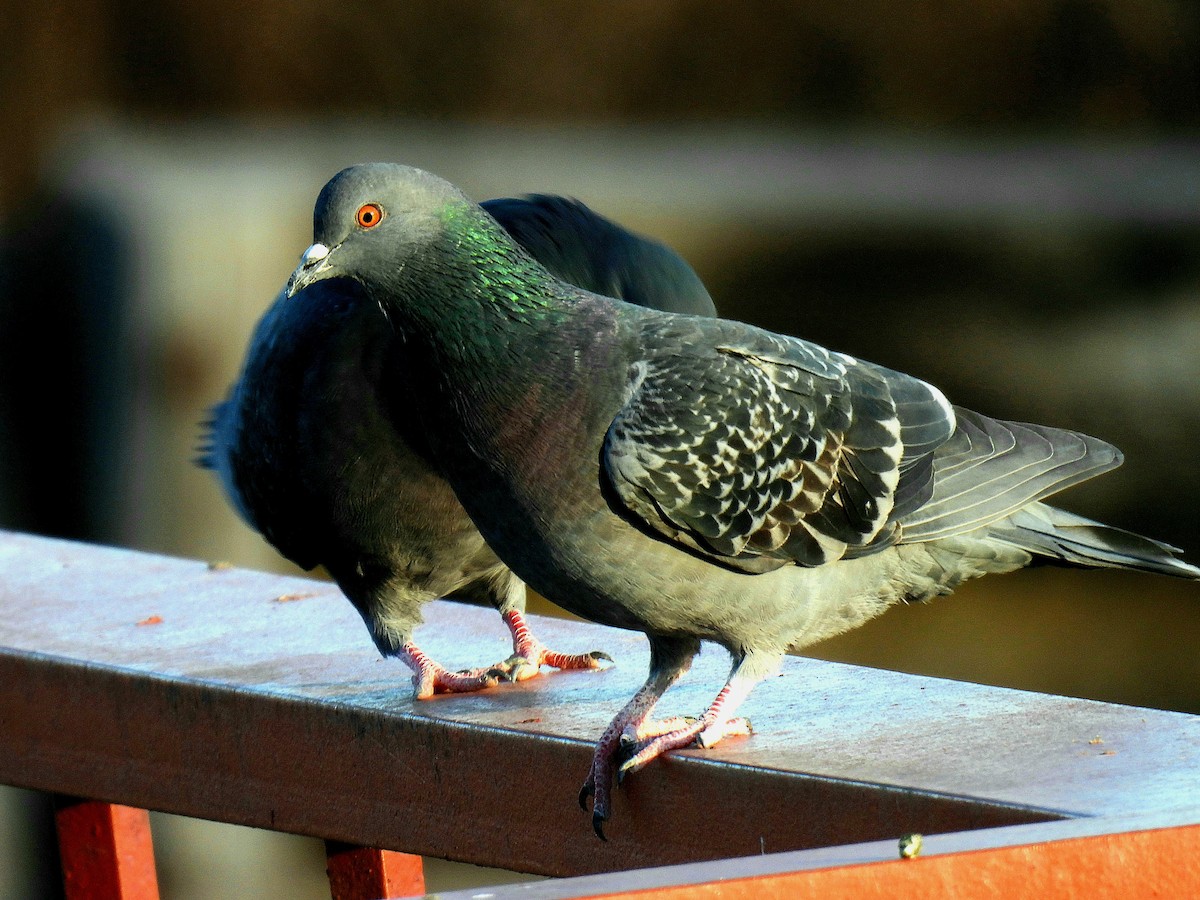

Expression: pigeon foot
xmin=501 ymin=609 xmax=612 ymax=681
xmin=578 ymin=675 xmax=684 ymax=840
xmin=399 ymin=642 xmax=504 ymax=700
xmin=579 ymin=709 xmax=746 ymax=841
xmin=617 ymin=715 xmax=752 ymax=780
xmin=578 ymin=776 xmax=609 ymax=841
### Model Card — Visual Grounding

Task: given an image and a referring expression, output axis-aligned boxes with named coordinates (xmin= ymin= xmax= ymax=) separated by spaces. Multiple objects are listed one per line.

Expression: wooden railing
xmin=1 ymin=529 xmax=1198 ymax=898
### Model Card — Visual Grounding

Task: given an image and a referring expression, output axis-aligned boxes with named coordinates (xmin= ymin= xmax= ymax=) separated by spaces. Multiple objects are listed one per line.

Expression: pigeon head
xmin=286 ymin=163 xmax=478 ymax=299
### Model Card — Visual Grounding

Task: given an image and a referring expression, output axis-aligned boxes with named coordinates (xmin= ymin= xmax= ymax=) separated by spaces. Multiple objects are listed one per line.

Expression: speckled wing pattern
xmin=602 ymin=317 xmax=956 ymax=573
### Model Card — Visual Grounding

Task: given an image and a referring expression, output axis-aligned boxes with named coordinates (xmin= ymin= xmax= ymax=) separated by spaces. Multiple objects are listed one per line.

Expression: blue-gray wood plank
xmin=1 ymin=530 xmax=1197 ymax=876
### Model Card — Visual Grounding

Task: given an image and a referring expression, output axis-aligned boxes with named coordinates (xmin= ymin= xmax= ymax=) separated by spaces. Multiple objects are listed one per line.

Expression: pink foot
xmin=500 ymin=609 xmax=612 ymax=681
xmin=579 ymin=717 xmax=631 ymax=839
xmin=618 ymin=715 xmax=752 ymax=778
xmin=579 ymin=679 xmax=680 ymax=839
xmin=582 ymin=673 xmax=759 ymax=839
xmin=399 ymin=642 xmax=503 ymax=700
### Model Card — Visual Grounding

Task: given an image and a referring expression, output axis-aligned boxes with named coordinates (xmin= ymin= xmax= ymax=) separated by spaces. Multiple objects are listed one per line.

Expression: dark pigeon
xmin=483 ymin=195 xmax=714 ymax=317
xmin=280 ymin=163 xmax=1199 ymax=838
xmin=199 ymin=191 xmax=716 ymax=698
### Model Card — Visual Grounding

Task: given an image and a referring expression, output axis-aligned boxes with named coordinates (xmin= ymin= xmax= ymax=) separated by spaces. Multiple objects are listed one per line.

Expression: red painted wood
xmin=431 ymin=814 xmax=1200 ymax=899
xmin=581 ymin=823 xmax=1200 ymax=899
xmin=54 ymin=798 xmax=159 ymax=900
xmin=326 ymin=842 xmax=425 ymax=899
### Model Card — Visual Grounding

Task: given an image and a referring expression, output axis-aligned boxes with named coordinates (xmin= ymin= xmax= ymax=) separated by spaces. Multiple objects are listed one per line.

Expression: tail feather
xmin=987 ymin=503 xmax=1200 ymax=580
xmin=193 ymin=401 xmax=228 ymax=470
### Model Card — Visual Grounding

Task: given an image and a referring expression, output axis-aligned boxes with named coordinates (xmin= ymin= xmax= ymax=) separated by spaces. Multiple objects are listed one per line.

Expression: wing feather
xmin=899 ymin=407 xmax=1123 ymax=541
xmin=602 ymin=318 xmax=1129 ymax=570
xmin=602 ymin=318 xmax=955 ymax=572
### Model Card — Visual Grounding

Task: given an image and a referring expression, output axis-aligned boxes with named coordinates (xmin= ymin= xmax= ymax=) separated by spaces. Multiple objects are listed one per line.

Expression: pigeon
xmin=280 ymin=162 xmax=1200 ymax=838
xmin=199 ymin=190 xmax=716 ymax=699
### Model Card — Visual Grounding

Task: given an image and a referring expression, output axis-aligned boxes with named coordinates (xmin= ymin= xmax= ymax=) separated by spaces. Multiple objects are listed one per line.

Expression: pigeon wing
xmin=482 ymin=194 xmax=717 ymax=316
xmin=601 ymin=319 xmax=955 ymax=573
xmin=898 ymin=406 xmax=1124 ymax=541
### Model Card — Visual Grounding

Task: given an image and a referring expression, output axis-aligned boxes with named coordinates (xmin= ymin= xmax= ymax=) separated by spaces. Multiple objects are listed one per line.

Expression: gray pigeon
xmin=281 ymin=163 xmax=1199 ymax=838
xmin=199 ymin=191 xmax=716 ymax=698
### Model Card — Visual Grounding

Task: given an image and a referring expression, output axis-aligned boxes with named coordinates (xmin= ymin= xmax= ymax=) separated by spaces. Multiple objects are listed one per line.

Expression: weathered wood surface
xmin=1 ymin=530 xmax=1197 ymax=877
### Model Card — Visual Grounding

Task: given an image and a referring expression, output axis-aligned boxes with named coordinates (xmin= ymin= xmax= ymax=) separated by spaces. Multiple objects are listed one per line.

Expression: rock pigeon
xmin=280 ymin=163 xmax=1199 ymax=838
xmin=199 ymin=190 xmax=716 ymax=699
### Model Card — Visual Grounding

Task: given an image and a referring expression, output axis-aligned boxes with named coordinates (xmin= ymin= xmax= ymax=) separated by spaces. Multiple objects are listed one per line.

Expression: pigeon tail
xmin=193 ymin=402 xmax=227 ymax=470
xmin=987 ymin=503 xmax=1200 ymax=580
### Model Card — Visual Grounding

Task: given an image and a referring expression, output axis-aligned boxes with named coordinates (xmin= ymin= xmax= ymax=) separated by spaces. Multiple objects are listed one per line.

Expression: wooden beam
xmin=2 ymin=531 xmax=1198 ymax=878
xmin=325 ymin=843 xmax=424 ymax=900
xmin=54 ymin=798 xmax=159 ymax=900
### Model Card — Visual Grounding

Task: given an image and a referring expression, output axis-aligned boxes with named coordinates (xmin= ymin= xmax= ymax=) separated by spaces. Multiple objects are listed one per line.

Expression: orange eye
xmin=356 ymin=203 xmax=384 ymax=228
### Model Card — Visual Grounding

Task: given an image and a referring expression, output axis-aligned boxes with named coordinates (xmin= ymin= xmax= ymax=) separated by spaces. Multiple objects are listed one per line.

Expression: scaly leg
xmin=617 ymin=672 xmax=759 ymax=778
xmin=499 ymin=608 xmax=612 ymax=681
xmin=584 ymin=649 xmax=779 ymax=839
xmin=398 ymin=642 xmax=504 ymax=700
xmin=579 ymin=636 xmax=698 ymax=840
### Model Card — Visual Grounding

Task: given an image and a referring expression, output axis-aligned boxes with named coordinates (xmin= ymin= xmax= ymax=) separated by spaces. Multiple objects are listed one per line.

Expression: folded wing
xmin=602 ymin=318 xmax=955 ymax=572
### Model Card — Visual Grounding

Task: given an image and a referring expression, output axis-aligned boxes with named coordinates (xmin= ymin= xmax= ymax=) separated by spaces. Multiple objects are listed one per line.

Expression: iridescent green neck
xmin=439 ymin=203 xmax=561 ymax=313
xmin=378 ymin=203 xmax=574 ymax=374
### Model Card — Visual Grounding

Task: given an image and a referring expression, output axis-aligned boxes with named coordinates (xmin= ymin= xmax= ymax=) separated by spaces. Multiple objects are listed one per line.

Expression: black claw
xmin=578 ymin=781 xmax=594 ymax=811
xmin=613 ymin=737 xmax=637 ymax=768
xmin=592 ymin=812 xmax=608 ymax=842
xmin=489 ymin=666 xmax=514 ymax=682
xmin=616 ymin=757 xmax=640 ymax=786
xmin=590 ymin=651 xmax=615 ymax=663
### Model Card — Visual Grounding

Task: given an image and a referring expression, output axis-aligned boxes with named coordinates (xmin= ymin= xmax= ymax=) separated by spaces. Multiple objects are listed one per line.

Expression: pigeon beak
xmin=286 ymin=242 xmax=333 ymax=298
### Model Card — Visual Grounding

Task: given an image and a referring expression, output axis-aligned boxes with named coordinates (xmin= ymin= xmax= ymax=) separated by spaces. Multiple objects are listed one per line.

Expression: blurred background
xmin=2 ymin=1 xmax=1199 ymax=896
